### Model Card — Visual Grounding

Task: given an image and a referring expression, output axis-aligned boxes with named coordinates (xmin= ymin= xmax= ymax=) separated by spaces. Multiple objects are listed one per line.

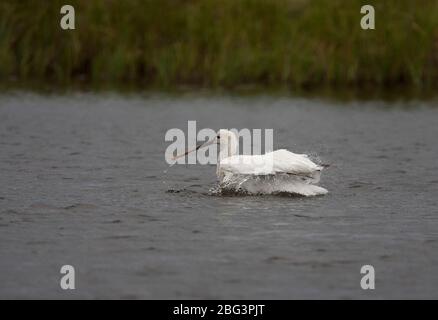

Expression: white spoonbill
xmin=174 ymin=129 xmax=328 ymax=196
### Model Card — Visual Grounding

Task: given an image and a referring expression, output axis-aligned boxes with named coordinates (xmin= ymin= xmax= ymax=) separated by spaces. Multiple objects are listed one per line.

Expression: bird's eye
xmin=217 ymin=135 xmax=220 ymax=139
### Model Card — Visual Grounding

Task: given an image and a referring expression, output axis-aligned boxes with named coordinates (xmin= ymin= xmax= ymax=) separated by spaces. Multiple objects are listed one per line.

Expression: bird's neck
xmin=219 ymin=137 xmax=237 ymax=160
xmin=218 ymin=149 xmax=233 ymax=161
xmin=216 ymin=140 xmax=236 ymax=179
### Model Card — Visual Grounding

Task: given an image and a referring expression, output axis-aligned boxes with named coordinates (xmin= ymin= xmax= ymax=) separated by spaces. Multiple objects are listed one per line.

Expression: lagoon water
xmin=0 ymin=92 xmax=437 ymax=299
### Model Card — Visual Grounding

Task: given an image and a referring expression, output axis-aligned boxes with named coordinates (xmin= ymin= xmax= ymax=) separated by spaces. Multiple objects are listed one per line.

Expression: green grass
xmin=1 ymin=0 xmax=438 ymax=90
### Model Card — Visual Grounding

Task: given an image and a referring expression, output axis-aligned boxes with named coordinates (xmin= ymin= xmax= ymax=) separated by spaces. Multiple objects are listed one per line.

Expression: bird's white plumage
xmin=219 ymin=149 xmax=322 ymax=176
xmin=211 ymin=130 xmax=328 ymax=196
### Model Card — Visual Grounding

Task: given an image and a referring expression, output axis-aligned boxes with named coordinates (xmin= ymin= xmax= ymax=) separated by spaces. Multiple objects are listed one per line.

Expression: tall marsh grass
xmin=1 ymin=0 xmax=438 ymax=89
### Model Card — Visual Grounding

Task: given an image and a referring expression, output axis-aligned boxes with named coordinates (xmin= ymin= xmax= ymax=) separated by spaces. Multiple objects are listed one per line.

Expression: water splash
xmin=215 ymin=172 xmax=328 ymax=197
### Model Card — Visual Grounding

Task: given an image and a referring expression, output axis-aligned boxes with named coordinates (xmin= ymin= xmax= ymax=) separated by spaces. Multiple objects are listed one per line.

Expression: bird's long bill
xmin=172 ymin=139 xmax=215 ymax=160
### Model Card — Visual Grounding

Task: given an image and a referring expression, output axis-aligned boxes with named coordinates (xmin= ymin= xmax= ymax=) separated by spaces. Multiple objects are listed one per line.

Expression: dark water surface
xmin=0 ymin=92 xmax=437 ymax=299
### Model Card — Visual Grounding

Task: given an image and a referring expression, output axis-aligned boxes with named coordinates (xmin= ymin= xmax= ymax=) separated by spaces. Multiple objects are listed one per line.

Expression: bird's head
xmin=172 ymin=129 xmax=238 ymax=161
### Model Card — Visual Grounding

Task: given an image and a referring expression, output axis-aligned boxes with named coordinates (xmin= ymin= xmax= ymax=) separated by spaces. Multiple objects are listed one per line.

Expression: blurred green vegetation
xmin=1 ymin=0 xmax=437 ymax=90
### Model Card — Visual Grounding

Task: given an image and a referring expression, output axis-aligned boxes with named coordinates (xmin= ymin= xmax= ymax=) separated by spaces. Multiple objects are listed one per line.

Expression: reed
xmin=1 ymin=0 xmax=437 ymax=89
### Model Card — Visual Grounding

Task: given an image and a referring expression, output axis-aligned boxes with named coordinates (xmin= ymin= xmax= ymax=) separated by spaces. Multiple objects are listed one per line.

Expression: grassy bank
xmin=1 ymin=0 xmax=438 ymax=90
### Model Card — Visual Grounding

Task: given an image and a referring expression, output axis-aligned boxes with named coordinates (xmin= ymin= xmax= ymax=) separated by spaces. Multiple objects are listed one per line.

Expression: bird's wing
xmin=220 ymin=150 xmax=322 ymax=176
xmin=220 ymin=154 xmax=275 ymax=175
xmin=272 ymin=149 xmax=322 ymax=175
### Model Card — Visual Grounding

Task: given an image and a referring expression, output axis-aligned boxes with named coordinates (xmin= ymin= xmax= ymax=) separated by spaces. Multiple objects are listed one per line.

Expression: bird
xmin=173 ymin=129 xmax=328 ymax=196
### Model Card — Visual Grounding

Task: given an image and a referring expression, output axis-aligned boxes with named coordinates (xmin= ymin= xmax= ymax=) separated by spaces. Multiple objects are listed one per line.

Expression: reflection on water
xmin=0 ymin=92 xmax=437 ymax=299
